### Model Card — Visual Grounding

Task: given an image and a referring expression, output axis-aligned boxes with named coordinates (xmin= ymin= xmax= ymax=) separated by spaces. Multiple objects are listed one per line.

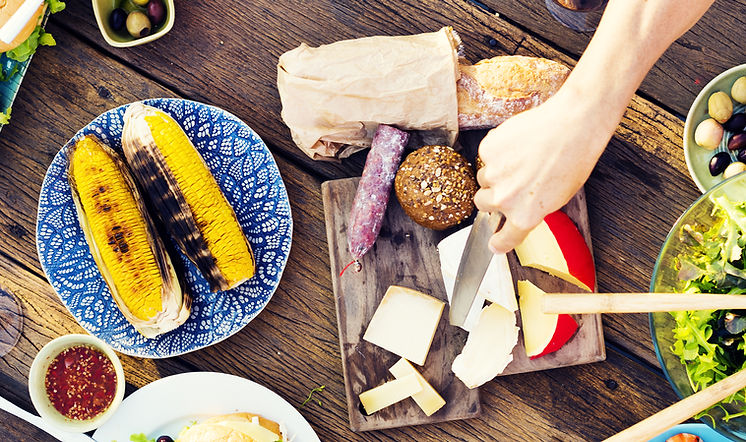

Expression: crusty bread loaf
xmin=395 ymin=145 xmax=477 ymax=230
xmin=457 ymin=55 xmax=570 ymax=130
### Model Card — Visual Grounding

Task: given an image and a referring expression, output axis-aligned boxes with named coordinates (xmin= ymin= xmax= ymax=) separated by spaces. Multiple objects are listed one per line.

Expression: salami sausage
xmin=346 ymin=124 xmax=410 ymax=270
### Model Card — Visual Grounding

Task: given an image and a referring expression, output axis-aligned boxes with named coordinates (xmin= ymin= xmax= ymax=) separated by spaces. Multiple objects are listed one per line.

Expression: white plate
xmin=92 ymin=372 xmax=320 ymax=441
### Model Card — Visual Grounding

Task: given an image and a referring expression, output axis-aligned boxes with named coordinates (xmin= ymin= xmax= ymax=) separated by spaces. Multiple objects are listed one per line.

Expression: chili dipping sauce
xmin=44 ymin=345 xmax=117 ymax=420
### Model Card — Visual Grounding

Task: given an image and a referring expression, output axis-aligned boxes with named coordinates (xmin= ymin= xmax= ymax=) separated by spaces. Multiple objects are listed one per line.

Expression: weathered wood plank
xmin=52 ymin=0 xmax=707 ymax=369
xmin=322 ymin=177 xmax=481 ymax=431
xmin=479 ymin=0 xmax=744 ymax=118
xmin=58 ymin=0 xmax=527 ymax=179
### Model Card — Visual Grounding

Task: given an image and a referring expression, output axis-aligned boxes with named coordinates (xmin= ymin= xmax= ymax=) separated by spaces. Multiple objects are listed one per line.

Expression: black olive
xmin=725 ymin=312 xmax=746 ymax=335
xmin=147 ymin=0 xmax=167 ymax=26
xmin=156 ymin=437 xmax=173 ymax=442
xmin=109 ymin=8 xmax=127 ymax=32
xmin=724 ymin=113 xmax=746 ymax=132
xmin=710 ymin=151 xmax=732 ymax=176
xmin=729 ymin=132 xmax=746 ymax=151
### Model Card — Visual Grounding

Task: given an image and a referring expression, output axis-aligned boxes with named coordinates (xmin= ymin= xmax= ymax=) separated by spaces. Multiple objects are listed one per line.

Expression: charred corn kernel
xmin=70 ymin=137 xmax=162 ymax=320
xmin=144 ymin=111 xmax=255 ymax=287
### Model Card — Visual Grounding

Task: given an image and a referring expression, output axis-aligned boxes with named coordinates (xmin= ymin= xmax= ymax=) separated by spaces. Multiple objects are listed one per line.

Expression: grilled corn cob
xmin=121 ymin=103 xmax=255 ymax=292
xmin=68 ymin=135 xmax=191 ymax=338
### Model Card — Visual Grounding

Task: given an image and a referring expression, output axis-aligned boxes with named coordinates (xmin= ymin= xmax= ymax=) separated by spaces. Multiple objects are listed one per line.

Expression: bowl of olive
xmin=92 ymin=0 xmax=175 ymax=48
xmin=685 ymin=64 xmax=746 ymax=193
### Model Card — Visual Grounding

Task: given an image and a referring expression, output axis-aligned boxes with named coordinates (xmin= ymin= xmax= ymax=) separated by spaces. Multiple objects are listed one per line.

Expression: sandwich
xmin=176 ymin=412 xmax=287 ymax=442
xmin=0 ymin=0 xmax=66 ymax=121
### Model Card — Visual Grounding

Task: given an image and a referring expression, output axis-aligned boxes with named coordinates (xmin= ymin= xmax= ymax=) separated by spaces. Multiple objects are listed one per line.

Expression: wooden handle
xmin=542 ymin=293 xmax=746 ymax=314
xmin=605 ymin=368 xmax=746 ymax=441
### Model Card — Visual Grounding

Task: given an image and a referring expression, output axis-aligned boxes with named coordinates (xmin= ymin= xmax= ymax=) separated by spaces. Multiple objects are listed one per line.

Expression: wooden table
xmin=0 ymin=0 xmax=738 ymax=440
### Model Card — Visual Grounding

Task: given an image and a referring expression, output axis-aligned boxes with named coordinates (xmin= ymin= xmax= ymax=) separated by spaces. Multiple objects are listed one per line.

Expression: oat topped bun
xmin=395 ymin=145 xmax=477 ymax=230
xmin=176 ymin=412 xmax=284 ymax=442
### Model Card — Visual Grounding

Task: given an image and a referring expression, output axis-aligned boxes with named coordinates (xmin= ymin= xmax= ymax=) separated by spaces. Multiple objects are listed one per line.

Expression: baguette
xmin=457 ymin=55 xmax=570 ymax=130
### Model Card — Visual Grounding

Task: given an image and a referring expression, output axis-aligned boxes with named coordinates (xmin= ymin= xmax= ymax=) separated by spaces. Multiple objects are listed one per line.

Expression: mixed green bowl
xmin=650 ymin=172 xmax=746 ymax=440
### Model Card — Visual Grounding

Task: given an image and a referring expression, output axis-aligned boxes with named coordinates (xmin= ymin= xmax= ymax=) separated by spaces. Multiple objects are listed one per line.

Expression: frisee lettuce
xmin=672 ymin=195 xmax=746 ymax=423
xmin=0 ymin=107 xmax=12 ymax=125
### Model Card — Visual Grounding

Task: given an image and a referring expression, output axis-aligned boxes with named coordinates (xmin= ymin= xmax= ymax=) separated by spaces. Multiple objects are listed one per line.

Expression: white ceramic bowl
xmin=28 ymin=334 xmax=125 ymax=433
xmin=684 ymin=64 xmax=746 ymax=193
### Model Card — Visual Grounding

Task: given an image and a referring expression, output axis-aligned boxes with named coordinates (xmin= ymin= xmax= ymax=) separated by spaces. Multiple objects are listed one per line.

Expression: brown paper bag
xmin=277 ymin=27 xmax=461 ymax=160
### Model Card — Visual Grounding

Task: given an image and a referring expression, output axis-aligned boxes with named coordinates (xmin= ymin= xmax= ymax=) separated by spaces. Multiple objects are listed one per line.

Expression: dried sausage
xmin=346 ymin=124 xmax=409 ymax=270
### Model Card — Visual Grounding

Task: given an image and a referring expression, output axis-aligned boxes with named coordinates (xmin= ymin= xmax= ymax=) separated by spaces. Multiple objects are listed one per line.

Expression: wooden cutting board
xmin=322 ymin=178 xmax=605 ymax=432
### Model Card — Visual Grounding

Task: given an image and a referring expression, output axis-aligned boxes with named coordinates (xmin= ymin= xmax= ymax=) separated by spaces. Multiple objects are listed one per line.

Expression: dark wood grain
xmin=478 ymin=0 xmax=746 ymax=118
xmin=0 ymin=0 xmax=724 ymax=440
xmin=49 ymin=0 xmax=706 ymax=369
xmin=322 ymin=176 xmax=605 ymax=431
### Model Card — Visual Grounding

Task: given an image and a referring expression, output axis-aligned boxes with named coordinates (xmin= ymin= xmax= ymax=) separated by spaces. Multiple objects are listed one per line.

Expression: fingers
xmin=488 ymin=217 xmax=533 ymax=254
xmin=473 ymin=187 xmax=495 ymax=213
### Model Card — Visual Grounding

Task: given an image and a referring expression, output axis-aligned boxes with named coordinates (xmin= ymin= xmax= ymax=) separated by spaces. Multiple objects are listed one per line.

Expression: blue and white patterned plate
xmin=36 ymin=98 xmax=293 ymax=358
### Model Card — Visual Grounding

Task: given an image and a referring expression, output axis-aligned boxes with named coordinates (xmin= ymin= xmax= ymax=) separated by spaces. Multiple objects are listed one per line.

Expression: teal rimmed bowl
xmin=650 ymin=172 xmax=746 ymax=440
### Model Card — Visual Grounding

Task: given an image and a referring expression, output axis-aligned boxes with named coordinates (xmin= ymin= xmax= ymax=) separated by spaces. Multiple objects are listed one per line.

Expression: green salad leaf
xmin=46 ymin=0 xmax=66 ymax=14
xmin=0 ymin=107 xmax=12 ymax=125
xmin=672 ymin=195 xmax=746 ymax=423
xmin=129 ymin=434 xmax=154 ymax=442
xmin=7 ymin=26 xmax=55 ymax=62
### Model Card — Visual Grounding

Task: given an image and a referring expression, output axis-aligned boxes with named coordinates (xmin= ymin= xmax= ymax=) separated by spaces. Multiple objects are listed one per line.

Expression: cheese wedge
xmin=514 ymin=211 xmax=595 ymax=292
xmin=438 ymin=225 xmax=517 ymax=331
xmin=389 ymin=358 xmax=446 ymax=416
xmin=452 ymin=303 xmax=519 ymax=389
xmin=359 ymin=374 xmax=423 ymax=415
xmin=517 ymin=279 xmax=578 ymax=358
xmin=363 ymin=286 xmax=444 ymax=365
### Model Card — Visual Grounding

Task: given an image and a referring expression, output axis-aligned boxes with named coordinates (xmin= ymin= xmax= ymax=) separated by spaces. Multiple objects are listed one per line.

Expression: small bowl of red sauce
xmin=28 ymin=334 xmax=125 ymax=432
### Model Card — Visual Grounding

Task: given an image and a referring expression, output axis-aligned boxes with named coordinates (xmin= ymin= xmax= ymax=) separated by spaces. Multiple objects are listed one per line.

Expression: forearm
xmin=559 ymin=0 xmax=715 ymax=149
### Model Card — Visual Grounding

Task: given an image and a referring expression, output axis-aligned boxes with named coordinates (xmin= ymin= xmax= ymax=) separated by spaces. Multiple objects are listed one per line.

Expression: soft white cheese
xmin=451 ymin=303 xmax=519 ymax=389
xmin=363 ymin=286 xmax=444 ymax=366
xmin=438 ymin=225 xmax=517 ymax=332
xmin=389 ymin=358 xmax=446 ymax=416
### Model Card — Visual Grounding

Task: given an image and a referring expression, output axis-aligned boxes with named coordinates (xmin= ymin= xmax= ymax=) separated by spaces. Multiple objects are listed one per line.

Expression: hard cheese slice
xmin=363 ymin=286 xmax=444 ymax=365
xmin=389 ymin=358 xmax=446 ymax=416
xmin=359 ymin=373 xmax=423 ymax=415
xmin=438 ymin=225 xmax=517 ymax=332
xmin=451 ymin=303 xmax=519 ymax=389
xmin=514 ymin=210 xmax=595 ymax=292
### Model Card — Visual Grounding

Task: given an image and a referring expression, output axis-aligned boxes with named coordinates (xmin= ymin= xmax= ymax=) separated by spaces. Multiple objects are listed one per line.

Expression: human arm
xmin=474 ymin=0 xmax=716 ymax=253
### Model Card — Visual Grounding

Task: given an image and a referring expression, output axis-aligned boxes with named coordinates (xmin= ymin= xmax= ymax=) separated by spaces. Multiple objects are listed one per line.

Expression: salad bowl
xmin=651 ymin=172 xmax=746 ymax=440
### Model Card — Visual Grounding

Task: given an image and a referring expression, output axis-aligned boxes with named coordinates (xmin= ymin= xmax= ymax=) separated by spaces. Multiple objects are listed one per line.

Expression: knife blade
xmin=449 ymin=210 xmax=504 ymax=326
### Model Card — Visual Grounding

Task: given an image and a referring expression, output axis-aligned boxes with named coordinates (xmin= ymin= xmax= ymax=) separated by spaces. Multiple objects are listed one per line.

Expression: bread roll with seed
xmin=457 ymin=55 xmax=570 ymax=130
xmin=395 ymin=145 xmax=477 ymax=230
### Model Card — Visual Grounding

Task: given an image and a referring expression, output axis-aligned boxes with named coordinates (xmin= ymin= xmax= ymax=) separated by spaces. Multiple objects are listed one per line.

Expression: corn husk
xmin=121 ymin=103 xmax=255 ymax=292
xmin=67 ymin=135 xmax=191 ymax=339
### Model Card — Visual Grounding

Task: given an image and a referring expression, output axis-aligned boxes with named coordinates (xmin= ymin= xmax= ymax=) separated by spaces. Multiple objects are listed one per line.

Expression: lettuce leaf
xmin=0 ymin=107 xmax=12 ymax=125
xmin=673 ymin=195 xmax=746 ymax=423
xmin=46 ymin=0 xmax=66 ymax=14
xmin=7 ymin=26 xmax=55 ymax=62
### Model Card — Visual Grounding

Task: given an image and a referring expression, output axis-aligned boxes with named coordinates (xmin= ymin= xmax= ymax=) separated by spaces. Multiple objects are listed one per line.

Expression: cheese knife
xmin=449 ymin=211 xmax=504 ymax=326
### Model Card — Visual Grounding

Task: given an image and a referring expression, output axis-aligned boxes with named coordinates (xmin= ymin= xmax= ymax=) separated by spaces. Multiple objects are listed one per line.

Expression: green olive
xmin=126 ymin=11 xmax=151 ymax=38
xmin=132 ymin=0 xmax=149 ymax=5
